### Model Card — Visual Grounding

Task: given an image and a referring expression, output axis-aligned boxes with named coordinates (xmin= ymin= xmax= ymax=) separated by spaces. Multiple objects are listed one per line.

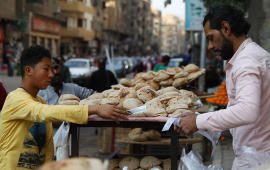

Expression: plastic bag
xmin=180 ymin=149 xmax=223 ymax=170
xmin=235 ymin=146 xmax=270 ymax=170
xmin=53 ymin=121 xmax=70 ymax=154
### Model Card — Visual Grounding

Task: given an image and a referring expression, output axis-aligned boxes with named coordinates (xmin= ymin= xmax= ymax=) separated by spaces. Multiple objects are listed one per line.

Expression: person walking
xmin=144 ymin=58 xmax=154 ymax=72
xmin=57 ymin=56 xmax=71 ymax=83
xmin=153 ymin=55 xmax=170 ymax=72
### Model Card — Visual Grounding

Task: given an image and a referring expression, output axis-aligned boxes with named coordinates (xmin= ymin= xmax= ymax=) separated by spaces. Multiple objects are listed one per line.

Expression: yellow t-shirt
xmin=0 ymin=88 xmax=88 ymax=170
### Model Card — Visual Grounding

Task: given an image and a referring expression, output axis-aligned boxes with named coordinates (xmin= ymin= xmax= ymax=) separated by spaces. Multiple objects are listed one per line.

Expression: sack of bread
xmin=140 ymin=156 xmax=161 ymax=170
xmin=119 ymin=157 xmax=140 ymax=170
xmin=37 ymin=158 xmax=108 ymax=170
xmin=137 ymin=88 xmax=159 ymax=103
xmin=79 ymin=98 xmax=101 ymax=105
xmin=142 ymin=130 xmax=161 ymax=140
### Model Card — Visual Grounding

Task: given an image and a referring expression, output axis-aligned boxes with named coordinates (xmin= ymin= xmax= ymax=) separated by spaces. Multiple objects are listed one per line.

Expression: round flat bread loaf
xmin=108 ymin=160 xmax=120 ymax=170
xmin=111 ymin=84 xmax=125 ymax=90
xmin=161 ymin=159 xmax=171 ymax=169
xmin=101 ymin=89 xmax=116 ymax=98
xmin=144 ymin=98 xmax=167 ymax=117
xmin=146 ymin=80 xmax=160 ymax=91
xmin=101 ymin=98 xmax=120 ymax=105
xmin=172 ymin=77 xmax=188 ymax=88
xmin=59 ymin=100 xmax=79 ymax=105
xmin=166 ymin=68 xmax=178 ymax=75
xmin=135 ymin=83 xmax=146 ymax=91
xmin=118 ymin=88 xmax=137 ymax=101
xmin=187 ymin=69 xmax=205 ymax=82
xmin=153 ymin=71 xmax=170 ymax=82
xmin=169 ymin=109 xmax=192 ymax=117
xmin=119 ymin=157 xmax=140 ymax=170
xmin=134 ymin=78 xmax=146 ymax=85
xmin=158 ymin=86 xmax=179 ymax=95
xmin=59 ymin=94 xmax=80 ymax=102
xmin=183 ymin=64 xmax=199 ymax=73
xmin=179 ymin=90 xmax=196 ymax=101
xmin=137 ymin=89 xmax=158 ymax=103
xmin=159 ymin=79 xmax=173 ymax=86
xmin=123 ymin=98 xmax=143 ymax=110
xmin=88 ymin=93 xmax=105 ymax=99
xmin=175 ymin=67 xmax=183 ymax=73
xmin=140 ymin=156 xmax=161 ymax=170
xmin=140 ymin=85 xmax=155 ymax=91
xmin=37 ymin=158 xmax=108 ymax=170
xmin=134 ymin=72 xmax=144 ymax=80
xmin=120 ymin=78 xmax=133 ymax=87
xmin=129 ymin=128 xmax=142 ymax=134
xmin=166 ymin=104 xmax=189 ymax=114
xmin=143 ymin=130 xmax=161 ymax=140
xmin=79 ymin=98 xmax=101 ymax=105
xmin=141 ymin=71 xmax=156 ymax=80
xmin=167 ymin=96 xmax=193 ymax=106
xmin=108 ymin=91 xmax=120 ymax=98
xmin=173 ymin=71 xmax=189 ymax=79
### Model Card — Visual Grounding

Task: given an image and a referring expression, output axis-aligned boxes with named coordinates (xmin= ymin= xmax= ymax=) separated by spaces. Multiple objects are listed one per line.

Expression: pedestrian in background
xmin=153 ymin=55 xmax=170 ymax=72
xmin=183 ymin=48 xmax=192 ymax=64
xmin=133 ymin=59 xmax=144 ymax=76
xmin=88 ymin=58 xmax=118 ymax=92
xmin=57 ymin=56 xmax=71 ymax=83
xmin=144 ymin=58 xmax=154 ymax=72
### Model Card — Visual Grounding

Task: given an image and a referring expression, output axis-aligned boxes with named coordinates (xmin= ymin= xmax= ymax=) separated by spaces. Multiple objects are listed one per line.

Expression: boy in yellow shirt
xmin=0 ymin=45 xmax=129 ymax=170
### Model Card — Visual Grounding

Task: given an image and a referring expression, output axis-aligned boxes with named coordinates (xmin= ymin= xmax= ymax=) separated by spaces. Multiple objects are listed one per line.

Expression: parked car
xmin=64 ymin=58 xmax=98 ymax=86
xmin=106 ymin=57 xmax=129 ymax=78
xmin=166 ymin=58 xmax=184 ymax=69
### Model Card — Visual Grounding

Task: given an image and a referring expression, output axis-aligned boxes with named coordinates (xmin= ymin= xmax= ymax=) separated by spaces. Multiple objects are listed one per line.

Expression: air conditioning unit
xmin=54 ymin=6 xmax=61 ymax=14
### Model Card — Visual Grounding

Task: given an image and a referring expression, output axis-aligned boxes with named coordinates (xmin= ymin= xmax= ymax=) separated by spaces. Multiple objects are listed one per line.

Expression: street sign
xmin=185 ymin=0 xmax=205 ymax=31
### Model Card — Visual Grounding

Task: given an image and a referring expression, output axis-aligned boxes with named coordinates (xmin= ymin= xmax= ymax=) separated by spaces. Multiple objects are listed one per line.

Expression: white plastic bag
xmin=235 ymin=146 xmax=270 ymax=170
xmin=181 ymin=150 xmax=223 ymax=170
xmin=53 ymin=122 xmax=70 ymax=155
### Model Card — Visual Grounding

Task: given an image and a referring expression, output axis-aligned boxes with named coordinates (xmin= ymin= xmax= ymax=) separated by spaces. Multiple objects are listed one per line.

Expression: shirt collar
xmin=227 ymin=37 xmax=253 ymax=66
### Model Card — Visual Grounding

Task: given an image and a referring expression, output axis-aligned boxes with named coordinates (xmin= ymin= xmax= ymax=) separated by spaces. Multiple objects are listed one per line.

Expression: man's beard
xmin=50 ymin=74 xmax=62 ymax=86
xmin=214 ymin=33 xmax=234 ymax=60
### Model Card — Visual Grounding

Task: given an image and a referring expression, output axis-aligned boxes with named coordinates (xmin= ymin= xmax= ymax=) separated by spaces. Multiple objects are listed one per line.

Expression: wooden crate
xmin=97 ymin=127 xmax=133 ymax=154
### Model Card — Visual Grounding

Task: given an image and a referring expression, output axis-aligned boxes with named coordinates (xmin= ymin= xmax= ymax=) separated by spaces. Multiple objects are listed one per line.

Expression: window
xmin=40 ymin=38 xmax=45 ymax=47
xmin=31 ymin=37 xmax=37 ymax=46
xmin=61 ymin=18 xmax=67 ymax=27
xmin=78 ymin=19 xmax=83 ymax=27
xmin=47 ymin=39 xmax=52 ymax=52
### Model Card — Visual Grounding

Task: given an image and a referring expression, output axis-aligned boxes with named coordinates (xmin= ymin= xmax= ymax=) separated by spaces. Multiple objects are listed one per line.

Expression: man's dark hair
xmin=52 ymin=57 xmax=60 ymax=64
xmin=162 ymin=55 xmax=171 ymax=63
xmin=98 ymin=58 xmax=106 ymax=69
xmin=59 ymin=55 xmax=65 ymax=61
xmin=20 ymin=45 xmax=51 ymax=78
xmin=203 ymin=5 xmax=251 ymax=37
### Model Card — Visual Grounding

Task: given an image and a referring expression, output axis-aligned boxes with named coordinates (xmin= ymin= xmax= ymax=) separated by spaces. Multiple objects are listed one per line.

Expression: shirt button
xmin=205 ymin=129 xmax=208 ymax=131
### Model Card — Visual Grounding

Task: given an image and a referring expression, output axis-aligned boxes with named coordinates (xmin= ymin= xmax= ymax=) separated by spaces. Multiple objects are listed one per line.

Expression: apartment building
xmin=151 ymin=7 xmax=162 ymax=55
xmin=58 ymin=0 xmax=102 ymax=56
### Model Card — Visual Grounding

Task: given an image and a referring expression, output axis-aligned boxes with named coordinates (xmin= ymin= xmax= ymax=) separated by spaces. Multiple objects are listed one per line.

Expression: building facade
xmin=58 ymin=0 xmax=102 ymax=57
xmin=151 ymin=7 xmax=162 ymax=55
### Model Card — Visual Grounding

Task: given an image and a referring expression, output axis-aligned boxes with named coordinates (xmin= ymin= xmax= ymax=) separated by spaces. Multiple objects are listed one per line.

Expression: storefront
xmin=28 ymin=13 xmax=61 ymax=57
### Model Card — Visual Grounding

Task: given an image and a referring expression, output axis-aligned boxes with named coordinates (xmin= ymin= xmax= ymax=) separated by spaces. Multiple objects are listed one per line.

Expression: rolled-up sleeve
xmin=196 ymin=56 xmax=262 ymax=132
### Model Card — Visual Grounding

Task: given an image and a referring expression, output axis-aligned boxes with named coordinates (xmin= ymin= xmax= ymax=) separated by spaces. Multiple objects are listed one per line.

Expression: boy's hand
xmin=89 ymin=104 xmax=130 ymax=124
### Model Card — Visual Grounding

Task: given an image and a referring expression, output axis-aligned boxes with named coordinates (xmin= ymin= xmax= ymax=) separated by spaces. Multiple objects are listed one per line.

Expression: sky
xmin=151 ymin=0 xmax=186 ymax=19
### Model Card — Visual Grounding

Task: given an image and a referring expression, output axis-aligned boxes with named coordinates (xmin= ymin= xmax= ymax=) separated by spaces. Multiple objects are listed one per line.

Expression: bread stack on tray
xmin=59 ymin=64 xmax=204 ymax=118
xmin=58 ymin=94 xmax=80 ymax=105
xmin=128 ymin=128 xmax=161 ymax=142
xmin=108 ymin=156 xmax=177 ymax=170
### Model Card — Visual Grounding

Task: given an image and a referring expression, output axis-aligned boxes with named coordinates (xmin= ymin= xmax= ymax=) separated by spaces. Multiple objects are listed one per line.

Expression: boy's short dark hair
xmin=162 ymin=55 xmax=171 ymax=63
xmin=20 ymin=45 xmax=51 ymax=78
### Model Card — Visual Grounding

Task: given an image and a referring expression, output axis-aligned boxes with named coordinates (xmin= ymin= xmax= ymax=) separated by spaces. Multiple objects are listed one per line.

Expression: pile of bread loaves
xmin=109 ymin=156 xmax=175 ymax=170
xmin=128 ymin=128 xmax=161 ymax=142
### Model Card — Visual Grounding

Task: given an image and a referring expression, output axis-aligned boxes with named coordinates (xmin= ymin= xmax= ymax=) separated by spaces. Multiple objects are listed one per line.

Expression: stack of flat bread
xmin=58 ymin=94 xmax=80 ymax=105
xmin=128 ymin=128 xmax=161 ymax=142
xmin=108 ymin=156 xmax=178 ymax=170
xmin=37 ymin=158 xmax=108 ymax=170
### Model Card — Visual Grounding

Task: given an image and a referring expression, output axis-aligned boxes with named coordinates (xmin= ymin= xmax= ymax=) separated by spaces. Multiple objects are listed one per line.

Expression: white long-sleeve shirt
xmin=196 ymin=38 xmax=270 ymax=167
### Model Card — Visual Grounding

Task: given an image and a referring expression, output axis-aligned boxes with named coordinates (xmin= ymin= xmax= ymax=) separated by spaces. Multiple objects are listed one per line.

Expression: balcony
xmin=61 ymin=27 xmax=95 ymax=41
xmin=58 ymin=0 xmax=95 ymax=16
